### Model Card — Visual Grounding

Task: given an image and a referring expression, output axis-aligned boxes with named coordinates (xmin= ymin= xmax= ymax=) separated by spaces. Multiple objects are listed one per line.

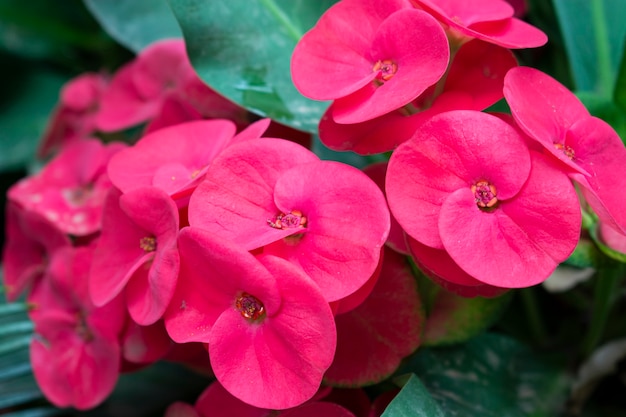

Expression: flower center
xmin=372 ymin=59 xmax=398 ymax=82
xmin=471 ymin=180 xmax=498 ymax=209
xmin=140 ymin=236 xmax=157 ymax=252
xmin=267 ymin=210 xmax=307 ymax=229
xmin=554 ymin=143 xmax=575 ymax=160
xmin=235 ymin=293 xmax=265 ymax=320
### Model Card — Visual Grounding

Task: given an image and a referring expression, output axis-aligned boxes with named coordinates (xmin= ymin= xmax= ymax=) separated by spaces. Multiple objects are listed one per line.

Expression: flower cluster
xmin=2 ymin=37 xmax=424 ymax=411
xmin=3 ymin=0 xmax=626 ymax=414
xmin=290 ymin=0 xmax=626 ymax=297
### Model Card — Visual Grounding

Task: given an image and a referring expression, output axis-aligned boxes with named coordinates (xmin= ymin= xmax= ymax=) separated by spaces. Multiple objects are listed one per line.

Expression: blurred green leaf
xmin=614 ymin=44 xmax=626 ymax=114
xmin=553 ymin=0 xmax=626 ymax=95
xmin=83 ymin=0 xmax=182 ymax=53
xmin=0 ymin=0 xmax=106 ymax=62
xmin=0 ymin=57 xmax=67 ymax=172
xmin=422 ymin=291 xmax=512 ymax=347
xmin=169 ymin=0 xmax=335 ymax=132
xmin=400 ymin=333 xmax=571 ymax=417
xmin=381 ymin=374 xmax=445 ymax=417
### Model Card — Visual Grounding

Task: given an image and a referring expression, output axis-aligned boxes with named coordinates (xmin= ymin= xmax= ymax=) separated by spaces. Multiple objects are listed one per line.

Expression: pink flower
xmin=504 ymin=66 xmax=626 ymax=234
xmin=37 ymin=72 xmax=109 ymax=158
xmin=324 ymin=247 xmax=423 ymax=386
xmin=95 ymin=39 xmax=248 ymax=134
xmin=89 ymin=186 xmax=180 ymax=325
xmin=28 ymin=245 xmax=125 ymax=410
xmin=107 ymin=119 xmax=262 ymax=205
xmin=8 ymin=139 xmax=125 ymax=236
xmin=164 ymin=227 xmax=336 ymax=409
xmin=318 ymin=39 xmax=517 ymax=154
xmin=291 ymin=0 xmax=449 ymax=124
xmin=386 ymin=110 xmax=581 ymax=288
xmin=2 ymin=202 xmax=70 ymax=301
xmin=187 ymin=138 xmax=390 ymax=302
xmin=410 ymin=0 xmax=547 ymax=48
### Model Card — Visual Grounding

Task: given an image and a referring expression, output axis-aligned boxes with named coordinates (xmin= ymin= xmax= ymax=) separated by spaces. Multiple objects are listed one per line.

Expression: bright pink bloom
xmin=319 ymin=39 xmax=517 ymax=154
xmin=188 ymin=138 xmax=390 ymax=302
xmin=2 ymin=202 xmax=71 ymax=301
xmin=8 ymin=139 xmax=125 ymax=236
xmin=89 ymin=186 xmax=180 ymax=325
xmin=291 ymin=0 xmax=449 ymax=124
xmin=95 ymin=39 xmax=247 ymax=133
xmin=28 ymin=245 xmax=125 ymax=410
xmin=504 ymin=66 xmax=626 ymax=234
xmin=324 ymin=247 xmax=423 ymax=386
xmin=164 ymin=228 xmax=336 ymax=409
xmin=107 ymin=119 xmax=260 ymax=204
xmin=598 ymin=221 xmax=626 ymax=255
xmin=410 ymin=0 xmax=547 ymax=48
xmin=386 ymin=110 xmax=581 ymax=288
xmin=37 ymin=72 xmax=109 ymax=158
xmin=407 ymin=238 xmax=508 ymax=297
xmin=168 ymin=381 xmax=357 ymax=417
xmin=121 ymin=320 xmax=172 ymax=365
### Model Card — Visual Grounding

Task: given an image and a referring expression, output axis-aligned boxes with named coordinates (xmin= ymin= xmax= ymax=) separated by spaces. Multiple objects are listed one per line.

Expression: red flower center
xmin=472 ymin=180 xmax=498 ymax=209
xmin=140 ymin=236 xmax=157 ymax=252
xmin=235 ymin=293 xmax=265 ymax=320
xmin=267 ymin=210 xmax=307 ymax=229
xmin=373 ymin=59 xmax=398 ymax=82
xmin=554 ymin=143 xmax=575 ymax=160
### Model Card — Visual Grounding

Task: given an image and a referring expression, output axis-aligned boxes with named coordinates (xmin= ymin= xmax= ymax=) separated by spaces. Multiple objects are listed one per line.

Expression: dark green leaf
xmin=400 ymin=333 xmax=571 ymax=417
xmin=614 ymin=44 xmax=626 ymax=114
xmin=381 ymin=374 xmax=445 ymax=417
xmin=169 ymin=0 xmax=336 ymax=132
xmin=422 ymin=290 xmax=512 ymax=346
xmin=553 ymin=0 xmax=626 ymax=95
xmin=0 ymin=59 xmax=67 ymax=172
xmin=83 ymin=0 xmax=182 ymax=53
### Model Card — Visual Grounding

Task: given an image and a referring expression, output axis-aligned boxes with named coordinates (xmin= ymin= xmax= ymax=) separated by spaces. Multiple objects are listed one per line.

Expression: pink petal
xmin=95 ymin=61 xmax=160 ymax=131
xmin=445 ymin=39 xmax=518 ymax=110
xmin=164 ymin=227 xmax=281 ymax=343
xmin=282 ymin=402 xmax=356 ymax=417
xmin=504 ymin=66 xmax=590 ymax=170
xmin=415 ymin=0 xmax=514 ymax=26
xmin=187 ymin=139 xmax=319 ymax=250
xmin=439 ymin=152 xmax=580 ymax=287
xmin=324 ymin=248 xmax=423 ymax=386
xmin=131 ymin=39 xmax=189 ymax=100
xmin=363 ymin=162 xmax=409 ymax=255
xmin=108 ymin=120 xmax=237 ymax=198
xmin=210 ymin=255 xmax=336 ymax=410
xmin=122 ymin=320 xmax=172 ymax=364
xmin=386 ymin=110 xmax=531 ymax=249
xmin=265 ymin=161 xmax=389 ymax=302
xmin=194 ymin=381 xmax=271 ymax=417
xmin=2 ymin=203 xmax=70 ymax=301
xmin=164 ymin=402 xmax=200 ymax=417
xmin=467 ymin=17 xmax=548 ymax=49
xmin=566 ymin=117 xmax=626 ymax=233
xmin=332 ymin=9 xmax=449 ymax=123
xmin=291 ymin=0 xmax=412 ymax=100
xmin=407 ymin=238 xmax=506 ymax=297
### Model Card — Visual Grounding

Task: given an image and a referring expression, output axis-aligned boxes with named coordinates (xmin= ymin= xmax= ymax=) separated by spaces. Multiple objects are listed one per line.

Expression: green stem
xmin=590 ymin=0 xmax=613 ymax=96
xmin=520 ymin=287 xmax=549 ymax=345
xmin=582 ymin=262 xmax=624 ymax=356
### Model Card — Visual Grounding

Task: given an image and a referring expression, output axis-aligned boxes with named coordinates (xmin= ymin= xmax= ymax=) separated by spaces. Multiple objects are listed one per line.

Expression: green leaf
xmin=553 ymin=0 xmax=626 ymax=95
xmin=0 ymin=286 xmax=45 ymax=413
xmin=381 ymin=374 xmax=445 ymax=417
xmin=169 ymin=0 xmax=335 ymax=132
xmin=422 ymin=290 xmax=512 ymax=346
xmin=614 ymin=44 xmax=626 ymax=114
xmin=400 ymin=333 xmax=571 ymax=417
xmin=83 ymin=0 xmax=182 ymax=53
xmin=0 ymin=58 xmax=67 ymax=172
xmin=0 ymin=0 xmax=106 ymax=61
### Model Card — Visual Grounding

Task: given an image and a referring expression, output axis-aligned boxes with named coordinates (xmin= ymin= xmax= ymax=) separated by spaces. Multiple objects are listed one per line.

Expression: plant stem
xmin=521 ymin=287 xmax=549 ymax=345
xmin=590 ymin=0 xmax=613 ymax=96
xmin=582 ymin=261 xmax=624 ymax=356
